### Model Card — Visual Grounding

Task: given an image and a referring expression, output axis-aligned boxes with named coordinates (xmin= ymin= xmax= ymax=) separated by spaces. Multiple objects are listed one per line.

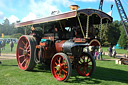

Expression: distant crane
xmin=99 ymin=0 xmax=128 ymax=38
xmin=99 ymin=0 xmax=103 ymax=11
xmin=115 ymin=0 xmax=128 ymax=38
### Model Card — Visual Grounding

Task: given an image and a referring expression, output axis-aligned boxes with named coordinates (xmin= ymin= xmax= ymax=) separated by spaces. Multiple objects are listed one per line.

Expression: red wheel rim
xmin=76 ymin=54 xmax=92 ymax=76
xmin=16 ymin=36 xmax=31 ymax=70
xmin=51 ymin=55 xmax=68 ymax=81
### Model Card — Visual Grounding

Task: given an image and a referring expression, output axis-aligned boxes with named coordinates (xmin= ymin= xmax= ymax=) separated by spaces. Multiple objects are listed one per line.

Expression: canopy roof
xmin=15 ymin=8 xmax=113 ymax=28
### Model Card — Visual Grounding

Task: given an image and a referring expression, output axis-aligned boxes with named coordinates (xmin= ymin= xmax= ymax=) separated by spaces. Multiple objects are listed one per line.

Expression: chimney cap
xmin=69 ymin=5 xmax=80 ymax=10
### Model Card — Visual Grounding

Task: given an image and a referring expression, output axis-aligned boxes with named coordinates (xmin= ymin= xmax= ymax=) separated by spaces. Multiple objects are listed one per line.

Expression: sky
xmin=0 ymin=0 xmax=128 ymax=24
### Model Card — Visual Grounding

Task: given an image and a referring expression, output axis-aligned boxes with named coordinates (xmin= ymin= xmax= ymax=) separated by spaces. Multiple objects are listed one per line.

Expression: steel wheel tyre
xmin=76 ymin=53 xmax=96 ymax=76
xmin=51 ymin=53 xmax=72 ymax=81
xmin=16 ymin=35 xmax=36 ymax=71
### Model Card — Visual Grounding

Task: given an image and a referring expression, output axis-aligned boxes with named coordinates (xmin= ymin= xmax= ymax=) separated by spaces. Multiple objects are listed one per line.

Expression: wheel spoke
xmin=78 ymin=64 xmax=82 ymax=69
xmin=58 ymin=70 xmax=62 ymax=77
xmin=22 ymin=40 xmax=26 ymax=46
xmin=82 ymin=67 xmax=85 ymax=73
xmin=55 ymin=69 xmax=58 ymax=73
xmin=87 ymin=57 xmax=89 ymax=62
xmin=62 ymin=69 xmax=67 ymax=74
xmin=19 ymin=47 xmax=24 ymax=51
xmin=25 ymin=41 xmax=28 ymax=48
xmin=27 ymin=53 xmax=30 ymax=57
xmin=58 ymin=57 xmax=61 ymax=64
xmin=64 ymin=66 xmax=68 ymax=68
xmin=62 ymin=61 xmax=67 ymax=65
xmin=26 ymin=45 xmax=30 ymax=50
xmin=88 ymin=65 xmax=92 ymax=67
xmin=27 ymin=49 xmax=30 ymax=53
xmin=55 ymin=62 xmax=58 ymax=66
xmin=25 ymin=59 xmax=29 ymax=65
xmin=19 ymin=55 xmax=24 ymax=58
xmin=87 ymin=67 xmax=91 ymax=71
xmin=21 ymin=58 xmax=26 ymax=66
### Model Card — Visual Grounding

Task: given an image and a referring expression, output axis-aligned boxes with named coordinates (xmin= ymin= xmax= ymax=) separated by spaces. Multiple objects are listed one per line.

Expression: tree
xmin=118 ymin=25 xmax=128 ymax=49
xmin=101 ymin=20 xmax=121 ymax=46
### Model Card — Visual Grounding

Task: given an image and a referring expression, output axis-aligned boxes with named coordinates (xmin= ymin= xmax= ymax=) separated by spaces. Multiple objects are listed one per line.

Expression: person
xmin=94 ymin=50 xmax=98 ymax=60
xmin=108 ymin=45 xmax=112 ymax=57
xmin=0 ymin=41 xmax=1 ymax=56
xmin=0 ymin=41 xmax=1 ymax=64
xmin=9 ymin=40 xmax=14 ymax=52
xmin=70 ymin=27 xmax=75 ymax=39
xmin=112 ymin=45 xmax=116 ymax=57
xmin=123 ymin=54 xmax=126 ymax=58
xmin=98 ymin=46 xmax=103 ymax=60
xmin=54 ymin=27 xmax=62 ymax=40
xmin=1 ymin=40 xmax=5 ymax=50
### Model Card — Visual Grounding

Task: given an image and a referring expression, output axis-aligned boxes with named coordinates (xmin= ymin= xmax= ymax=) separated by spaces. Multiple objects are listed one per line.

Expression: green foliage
xmin=118 ymin=27 xmax=128 ymax=49
xmin=10 ymin=33 xmax=22 ymax=39
xmin=101 ymin=20 xmax=121 ymax=46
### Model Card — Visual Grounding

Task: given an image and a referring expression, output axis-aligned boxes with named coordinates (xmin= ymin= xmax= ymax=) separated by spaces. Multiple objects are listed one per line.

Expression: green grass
xmin=0 ymin=35 xmax=11 ymax=38
xmin=0 ymin=56 xmax=128 ymax=85
xmin=1 ymin=43 xmax=16 ymax=54
xmin=102 ymin=47 xmax=127 ymax=54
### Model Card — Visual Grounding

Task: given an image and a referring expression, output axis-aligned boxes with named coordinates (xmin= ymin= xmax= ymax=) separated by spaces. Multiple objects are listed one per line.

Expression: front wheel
xmin=51 ymin=53 xmax=72 ymax=81
xmin=76 ymin=53 xmax=96 ymax=76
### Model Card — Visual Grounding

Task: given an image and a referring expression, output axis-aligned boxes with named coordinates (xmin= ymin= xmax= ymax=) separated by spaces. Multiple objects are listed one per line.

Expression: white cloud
xmin=105 ymin=0 xmax=114 ymax=2
xmin=29 ymin=0 xmax=75 ymax=18
xmin=74 ymin=0 xmax=97 ymax=2
xmin=8 ymin=15 xmax=19 ymax=23
xmin=0 ymin=11 xmax=4 ymax=19
xmin=21 ymin=12 xmax=37 ymax=22
xmin=74 ymin=0 xmax=114 ymax=2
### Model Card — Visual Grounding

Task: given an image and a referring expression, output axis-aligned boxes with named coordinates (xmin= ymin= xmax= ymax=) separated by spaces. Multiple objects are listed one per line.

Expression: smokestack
xmin=69 ymin=5 xmax=79 ymax=10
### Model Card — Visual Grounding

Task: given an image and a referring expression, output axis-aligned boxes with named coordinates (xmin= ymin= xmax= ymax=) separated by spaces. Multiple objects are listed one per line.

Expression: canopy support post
xmin=86 ymin=15 xmax=90 ymax=39
xmin=77 ymin=14 xmax=86 ymax=38
xmin=100 ymin=18 xmax=103 ymax=40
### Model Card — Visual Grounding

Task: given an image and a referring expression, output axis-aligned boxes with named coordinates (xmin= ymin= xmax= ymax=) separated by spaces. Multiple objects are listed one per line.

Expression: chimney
xmin=69 ymin=5 xmax=79 ymax=10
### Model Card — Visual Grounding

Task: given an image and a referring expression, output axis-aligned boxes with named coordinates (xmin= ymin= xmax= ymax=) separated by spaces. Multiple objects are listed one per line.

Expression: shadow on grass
xmin=67 ymin=66 xmax=128 ymax=84
xmin=0 ymin=64 xmax=18 ymax=67
xmin=68 ymin=70 xmax=101 ymax=84
xmin=31 ymin=64 xmax=51 ymax=73
xmin=93 ymin=66 xmax=128 ymax=84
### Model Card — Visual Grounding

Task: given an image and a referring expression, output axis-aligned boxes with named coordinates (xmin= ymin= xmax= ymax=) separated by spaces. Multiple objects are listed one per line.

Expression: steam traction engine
xmin=15 ymin=6 xmax=113 ymax=81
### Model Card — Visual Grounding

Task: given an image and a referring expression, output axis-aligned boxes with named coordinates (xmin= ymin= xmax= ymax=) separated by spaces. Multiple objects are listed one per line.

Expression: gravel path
xmin=0 ymin=52 xmax=126 ymax=61
xmin=0 ymin=53 xmax=16 ymax=60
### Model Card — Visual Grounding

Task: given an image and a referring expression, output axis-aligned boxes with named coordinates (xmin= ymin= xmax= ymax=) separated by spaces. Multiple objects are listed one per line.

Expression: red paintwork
xmin=76 ymin=53 xmax=92 ymax=76
xmin=73 ymin=38 xmax=86 ymax=42
xmin=39 ymin=38 xmax=56 ymax=59
xmin=16 ymin=36 xmax=31 ymax=70
xmin=15 ymin=11 xmax=76 ymax=28
xmin=89 ymin=39 xmax=101 ymax=46
xmin=51 ymin=54 xmax=68 ymax=81
xmin=55 ymin=40 xmax=66 ymax=52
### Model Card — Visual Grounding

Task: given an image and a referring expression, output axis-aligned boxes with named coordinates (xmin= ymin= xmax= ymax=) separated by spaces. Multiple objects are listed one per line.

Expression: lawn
xmin=0 ymin=35 xmax=11 ymax=38
xmin=1 ymin=45 xmax=128 ymax=55
xmin=102 ymin=47 xmax=127 ymax=54
xmin=0 ymin=56 xmax=128 ymax=85
xmin=1 ymin=43 xmax=17 ymax=54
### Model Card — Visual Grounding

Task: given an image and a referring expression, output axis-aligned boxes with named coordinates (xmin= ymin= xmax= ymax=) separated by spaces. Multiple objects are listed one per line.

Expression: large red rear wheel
xmin=51 ymin=53 xmax=72 ymax=81
xmin=76 ymin=53 xmax=96 ymax=76
xmin=16 ymin=35 xmax=36 ymax=71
